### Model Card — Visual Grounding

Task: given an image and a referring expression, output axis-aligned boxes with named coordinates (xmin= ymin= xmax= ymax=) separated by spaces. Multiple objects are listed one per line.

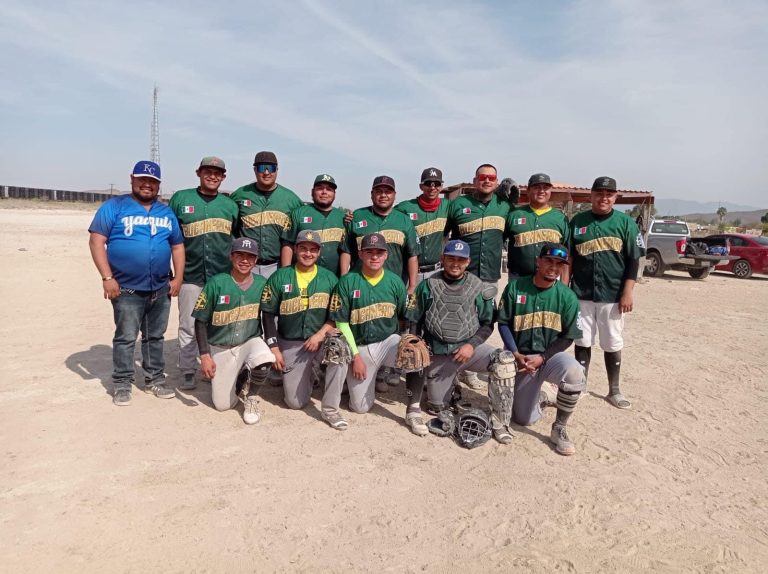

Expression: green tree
xmin=716 ymin=206 xmax=728 ymax=225
xmin=625 ymin=204 xmax=658 ymax=219
xmin=732 ymin=217 xmax=742 ymax=227
xmin=761 ymin=212 xmax=768 ymax=224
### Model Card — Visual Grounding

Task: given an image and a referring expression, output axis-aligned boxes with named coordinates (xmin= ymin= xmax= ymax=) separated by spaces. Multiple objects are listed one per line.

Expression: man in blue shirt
xmin=88 ymin=160 xmax=185 ymax=406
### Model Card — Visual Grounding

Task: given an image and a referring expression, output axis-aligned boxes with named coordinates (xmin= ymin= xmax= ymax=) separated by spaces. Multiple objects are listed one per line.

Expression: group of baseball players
xmin=88 ymin=151 xmax=644 ymax=456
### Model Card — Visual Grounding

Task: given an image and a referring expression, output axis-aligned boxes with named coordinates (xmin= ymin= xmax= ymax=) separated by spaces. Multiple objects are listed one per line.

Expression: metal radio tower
xmin=150 ymin=85 xmax=160 ymax=165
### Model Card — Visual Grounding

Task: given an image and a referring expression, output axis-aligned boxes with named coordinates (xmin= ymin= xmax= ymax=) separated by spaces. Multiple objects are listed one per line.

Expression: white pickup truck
xmin=643 ymin=219 xmax=734 ymax=279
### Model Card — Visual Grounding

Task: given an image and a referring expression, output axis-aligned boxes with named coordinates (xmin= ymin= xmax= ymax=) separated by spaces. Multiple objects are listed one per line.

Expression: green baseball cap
xmin=313 ymin=174 xmax=337 ymax=189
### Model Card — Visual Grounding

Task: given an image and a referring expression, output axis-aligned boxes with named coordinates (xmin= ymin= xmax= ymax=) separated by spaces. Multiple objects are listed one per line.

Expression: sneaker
xmin=321 ymin=411 xmax=349 ymax=431
xmin=242 ymin=396 xmax=262 ymax=425
xmin=459 ymin=371 xmax=486 ymax=391
xmin=493 ymin=427 xmax=514 ymax=445
xmin=144 ymin=382 xmax=175 ymax=399
xmin=179 ymin=373 xmax=197 ymax=391
xmin=405 ymin=412 xmax=429 ymax=436
xmin=375 ymin=378 xmax=389 ymax=393
xmin=539 ymin=382 xmax=558 ymax=409
xmin=550 ymin=423 xmax=576 ymax=456
xmin=113 ymin=389 xmax=131 ymax=406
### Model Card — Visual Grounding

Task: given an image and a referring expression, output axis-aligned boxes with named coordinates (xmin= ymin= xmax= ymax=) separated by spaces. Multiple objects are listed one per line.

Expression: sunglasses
xmin=542 ymin=247 xmax=568 ymax=260
xmin=476 ymin=174 xmax=497 ymax=182
xmin=422 ymin=181 xmax=442 ymax=188
xmin=255 ymin=163 xmax=277 ymax=174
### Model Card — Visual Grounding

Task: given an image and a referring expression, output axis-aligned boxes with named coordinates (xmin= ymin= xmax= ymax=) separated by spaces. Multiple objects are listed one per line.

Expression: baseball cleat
xmin=405 ymin=412 xmax=429 ymax=436
xmin=321 ymin=411 xmax=349 ymax=431
xmin=550 ymin=423 xmax=575 ymax=456
xmin=242 ymin=396 xmax=262 ymax=425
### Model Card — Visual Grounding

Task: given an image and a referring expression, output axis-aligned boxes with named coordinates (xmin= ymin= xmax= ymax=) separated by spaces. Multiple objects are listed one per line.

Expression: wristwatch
xmin=102 ymin=276 xmax=113 ymax=281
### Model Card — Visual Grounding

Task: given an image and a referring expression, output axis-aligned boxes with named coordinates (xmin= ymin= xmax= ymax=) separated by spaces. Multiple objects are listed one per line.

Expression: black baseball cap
xmin=528 ymin=173 xmax=552 ymax=187
xmin=253 ymin=151 xmax=278 ymax=166
xmin=538 ymin=242 xmax=569 ymax=262
xmin=420 ymin=167 xmax=443 ymax=184
xmin=591 ymin=176 xmax=617 ymax=192
xmin=372 ymin=175 xmax=396 ymax=191
xmin=360 ymin=233 xmax=388 ymax=250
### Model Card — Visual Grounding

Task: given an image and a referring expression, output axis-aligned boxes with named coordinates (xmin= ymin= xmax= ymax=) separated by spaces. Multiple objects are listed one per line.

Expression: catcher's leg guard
xmin=488 ymin=381 xmax=514 ymax=430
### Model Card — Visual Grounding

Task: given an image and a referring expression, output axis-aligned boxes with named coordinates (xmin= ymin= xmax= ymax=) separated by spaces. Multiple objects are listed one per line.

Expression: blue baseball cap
xmin=443 ymin=240 xmax=470 ymax=259
xmin=132 ymin=160 xmax=162 ymax=182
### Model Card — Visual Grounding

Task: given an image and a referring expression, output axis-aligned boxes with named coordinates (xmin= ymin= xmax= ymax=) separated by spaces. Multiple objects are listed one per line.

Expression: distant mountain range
xmin=654 ymin=198 xmax=763 ymax=216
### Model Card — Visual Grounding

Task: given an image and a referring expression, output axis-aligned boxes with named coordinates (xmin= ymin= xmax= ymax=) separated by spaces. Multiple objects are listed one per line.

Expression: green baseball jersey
xmin=447 ymin=194 xmax=510 ymax=282
xmin=505 ymin=206 xmax=570 ymax=277
xmin=260 ymin=265 xmax=338 ymax=341
xmin=342 ymin=207 xmax=420 ymax=277
xmin=281 ymin=204 xmax=347 ymax=274
xmin=569 ymin=210 xmax=644 ymax=303
xmin=498 ymin=276 xmax=582 ymax=355
xmin=192 ymin=273 xmax=267 ymax=347
xmin=329 ymin=269 xmax=407 ymax=346
xmin=169 ymin=188 xmax=238 ymax=286
xmin=405 ymin=274 xmax=495 ymax=355
xmin=230 ymin=183 xmax=303 ymax=264
xmin=395 ymin=198 xmax=450 ymax=266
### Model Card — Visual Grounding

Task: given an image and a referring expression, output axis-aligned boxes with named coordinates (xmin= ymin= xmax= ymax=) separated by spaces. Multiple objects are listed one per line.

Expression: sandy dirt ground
xmin=1 ymin=206 xmax=767 ymax=573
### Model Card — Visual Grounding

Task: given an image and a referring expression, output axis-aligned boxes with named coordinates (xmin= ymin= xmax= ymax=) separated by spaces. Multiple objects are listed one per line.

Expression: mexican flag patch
xmin=183 ymin=206 xmax=195 ymax=214
xmin=352 ymin=289 xmax=361 ymax=299
xmin=302 ymin=216 xmax=313 ymax=223
xmin=462 ymin=208 xmax=471 ymax=214
xmin=219 ymin=295 xmax=230 ymax=304
xmin=409 ymin=213 xmax=418 ymax=220
xmin=515 ymin=217 xmax=526 ymax=225
xmin=283 ymin=284 xmax=293 ymax=293
xmin=242 ymin=199 xmax=252 ymax=207
xmin=576 ymin=226 xmax=587 ymax=235
xmin=516 ymin=294 xmax=527 ymax=304
xmin=357 ymin=220 xmax=368 ymax=229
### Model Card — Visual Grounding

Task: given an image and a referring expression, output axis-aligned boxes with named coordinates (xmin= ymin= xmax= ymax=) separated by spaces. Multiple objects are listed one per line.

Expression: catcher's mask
xmin=455 ymin=408 xmax=492 ymax=449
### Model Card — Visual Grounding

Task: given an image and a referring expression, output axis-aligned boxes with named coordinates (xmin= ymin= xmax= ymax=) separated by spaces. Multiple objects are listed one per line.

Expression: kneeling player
xmin=404 ymin=240 xmax=499 ymax=435
xmin=193 ymin=238 xmax=276 ymax=424
xmin=496 ymin=243 xmax=586 ymax=455
xmin=321 ymin=233 xmax=408 ymax=430
xmin=260 ymin=230 xmax=341 ymax=410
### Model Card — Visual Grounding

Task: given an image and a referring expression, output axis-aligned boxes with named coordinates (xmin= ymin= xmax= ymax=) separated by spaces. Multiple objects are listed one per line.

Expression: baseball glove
xmin=395 ymin=334 xmax=431 ymax=372
xmin=320 ymin=333 xmax=353 ymax=365
xmin=427 ymin=410 xmax=456 ymax=437
xmin=496 ymin=178 xmax=520 ymax=204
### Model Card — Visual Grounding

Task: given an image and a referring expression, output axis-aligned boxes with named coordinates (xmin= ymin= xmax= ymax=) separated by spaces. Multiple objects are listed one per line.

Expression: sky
xmin=1 ymin=0 xmax=766 ymax=209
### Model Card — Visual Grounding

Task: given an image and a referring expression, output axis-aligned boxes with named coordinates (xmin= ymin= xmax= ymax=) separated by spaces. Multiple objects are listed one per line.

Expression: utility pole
xmin=150 ymin=85 xmax=160 ymax=165
xmin=109 ymin=183 xmax=114 ymax=196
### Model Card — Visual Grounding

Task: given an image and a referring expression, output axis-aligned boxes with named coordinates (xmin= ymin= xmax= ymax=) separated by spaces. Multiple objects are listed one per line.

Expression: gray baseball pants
xmin=209 ymin=338 xmax=275 ymax=412
xmin=253 ymin=262 xmax=278 ymax=279
xmin=425 ymin=343 xmax=497 ymax=409
xmin=322 ymin=334 xmax=400 ymax=415
xmin=178 ymin=283 xmax=203 ymax=376
xmin=277 ymin=337 xmax=335 ymax=409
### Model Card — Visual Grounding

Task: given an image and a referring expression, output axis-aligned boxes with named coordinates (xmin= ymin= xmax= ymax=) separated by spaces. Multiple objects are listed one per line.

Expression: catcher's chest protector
xmin=425 ymin=274 xmax=482 ymax=343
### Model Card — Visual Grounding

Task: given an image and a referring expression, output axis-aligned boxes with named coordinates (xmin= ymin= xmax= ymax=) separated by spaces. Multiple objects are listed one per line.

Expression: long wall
xmin=1 ymin=185 xmax=112 ymax=203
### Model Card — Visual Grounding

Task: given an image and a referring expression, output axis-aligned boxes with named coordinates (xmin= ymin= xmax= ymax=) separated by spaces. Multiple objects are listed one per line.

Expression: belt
xmin=419 ymin=263 xmax=442 ymax=272
xmin=259 ymin=260 xmax=278 ymax=266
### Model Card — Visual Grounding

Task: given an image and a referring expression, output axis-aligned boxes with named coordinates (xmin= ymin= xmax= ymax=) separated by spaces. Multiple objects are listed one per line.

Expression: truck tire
xmin=687 ymin=267 xmax=711 ymax=279
xmin=645 ymin=251 xmax=664 ymax=277
xmin=732 ymin=259 xmax=753 ymax=279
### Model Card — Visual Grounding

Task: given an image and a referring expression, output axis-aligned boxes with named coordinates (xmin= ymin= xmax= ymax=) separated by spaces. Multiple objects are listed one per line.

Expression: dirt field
xmin=1 ymin=207 xmax=766 ymax=573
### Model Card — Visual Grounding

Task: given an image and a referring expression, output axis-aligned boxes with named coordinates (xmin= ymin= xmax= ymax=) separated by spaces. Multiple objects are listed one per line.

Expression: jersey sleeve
xmin=88 ymin=199 xmax=117 ymax=237
xmin=561 ymin=291 xmax=583 ymax=340
xmin=405 ymin=281 xmax=427 ymax=323
xmin=260 ymin=273 xmax=281 ymax=315
xmin=403 ymin=218 xmax=421 ymax=258
xmin=624 ymin=218 xmax=644 ymax=260
xmin=191 ymin=280 xmax=217 ymax=323
xmin=497 ymin=282 xmax=513 ymax=326
xmin=559 ymin=212 xmax=572 ymax=246
xmin=476 ymin=292 xmax=496 ymax=325
xmin=281 ymin=208 xmax=299 ymax=244
xmin=395 ymin=278 xmax=408 ymax=319
xmin=340 ymin=221 xmax=355 ymax=255
xmin=329 ymin=278 xmax=351 ymax=323
xmin=169 ymin=211 xmax=184 ymax=245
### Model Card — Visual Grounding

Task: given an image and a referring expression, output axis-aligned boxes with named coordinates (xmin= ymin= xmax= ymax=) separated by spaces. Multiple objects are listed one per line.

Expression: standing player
xmin=569 ymin=177 xmax=643 ymax=410
xmin=395 ymin=167 xmax=450 ymax=284
xmin=192 ymin=238 xmax=276 ymax=424
xmin=340 ymin=175 xmax=420 ymax=291
xmin=404 ymin=240 xmax=498 ymax=435
xmin=261 ymin=231 xmax=341 ymax=409
xmin=230 ymin=151 xmax=302 ymax=278
xmin=169 ymin=156 xmax=238 ymax=390
xmin=446 ymin=163 xmax=510 ymax=389
xmin=88 ymin=160 xmax=185 ymax=405
xmin=321 ymin=233 xmax=408 ymax=429
xmin=496 ymin=243 xmax=586 ymax=455
xmin=280 ymin=174 xmax=347 ymax=275
xmin=506 ymin=173 xmax=570 ymax=281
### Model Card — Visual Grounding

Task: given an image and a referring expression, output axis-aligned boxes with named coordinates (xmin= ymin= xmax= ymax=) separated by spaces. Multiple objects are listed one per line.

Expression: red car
xmin=704 ymin=233 xmax=768 ymax=278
